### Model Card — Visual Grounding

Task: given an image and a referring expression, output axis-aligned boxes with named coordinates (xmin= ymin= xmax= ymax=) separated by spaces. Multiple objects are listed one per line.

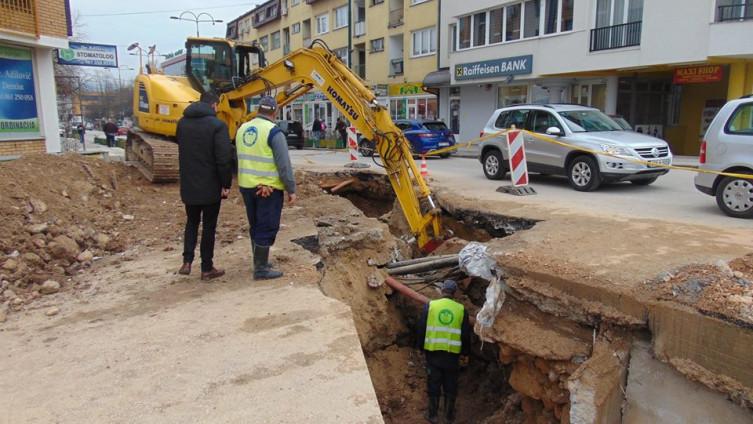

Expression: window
xmin=726 ymin=104 xmax=753 ymax=135
xmin=292 ymin=22 xmax=301 ymax=33
xmin=370 ymin=37 xmax=384 ymax=52
xmin=458 ymin=15 xmax=471 ymax=49
xmin=334 ymin=5 xmax=348 ymax=29
xmin=472 ymin=12 xmax=486 ymax=47
xmin=316 ymin=13 xmax=329 ymax=34
xmin=561 ymin=0 xmax=573 ymax=31
xmin=502 ymin=109 xmax=530 ymax=129
xmin=266 ymin=5 xmax=274 ymax=18
xmin=411 ymin=0 xmax=430 ymax=4
xmin=449 ymin=24 xmax=457 ymax=52
xmin=494 ymin=111 xmax=510 ymax=128
xmin=372 ymin=0 xmax=384 ymax=4
xmin=497 ymin=86 xmax=528 ymax=108
xmin=524 ymin=0 xmax=540 ymax=38
xmin=333 ymin=47 xmax=349 ymax=64
xmin=506 ymin=4 xmax=521 ymax=41
xmin=489 ymin=8 xmax=504 ymax=44
xmin=412 ymin=27 xmax=436 ymax=56
xmin=544 ymin=0 xmax=558 ymax=34
xmin=531 ymin=111 xmax=563 ymax=133
xmin=596 ymin=0 xmax=642 ymax=27
xmin=259 ymin=35 xmax=269 ymax=50
xmin=271 ymin=31 xmax=280 ymax=49
xmin=291 ymin=0 xmax=299 ymax=5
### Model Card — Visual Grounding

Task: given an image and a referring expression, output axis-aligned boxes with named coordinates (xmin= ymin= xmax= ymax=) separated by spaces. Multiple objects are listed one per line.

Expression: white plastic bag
xmin=459 ymin=242 xmax=508 ymax=332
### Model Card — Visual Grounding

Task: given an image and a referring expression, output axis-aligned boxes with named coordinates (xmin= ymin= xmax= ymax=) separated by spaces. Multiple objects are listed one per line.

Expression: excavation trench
xmin=300 ymin=170 xmax=752 ymax=424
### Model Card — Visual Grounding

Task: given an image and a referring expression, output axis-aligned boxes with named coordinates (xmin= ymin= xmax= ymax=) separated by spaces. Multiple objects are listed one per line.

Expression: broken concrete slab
xmin=624 ymin=341 xmax=752 ymax=423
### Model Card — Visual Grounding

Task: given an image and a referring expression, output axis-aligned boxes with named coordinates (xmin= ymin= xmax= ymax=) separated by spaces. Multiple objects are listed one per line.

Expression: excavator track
xmin=125 ymin=130 xmax=180 ymax=183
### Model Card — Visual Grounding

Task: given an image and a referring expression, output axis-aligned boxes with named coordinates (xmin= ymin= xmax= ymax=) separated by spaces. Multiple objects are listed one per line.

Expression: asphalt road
xmin=290 ymin=150 xmax=750 ymax=230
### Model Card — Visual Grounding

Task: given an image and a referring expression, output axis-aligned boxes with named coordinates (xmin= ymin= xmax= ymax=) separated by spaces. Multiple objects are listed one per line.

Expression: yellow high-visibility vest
xmin=424 ymin=298 xmax=464 ymax=354
xmin=235 ymin=117 xmax=284 ymax=190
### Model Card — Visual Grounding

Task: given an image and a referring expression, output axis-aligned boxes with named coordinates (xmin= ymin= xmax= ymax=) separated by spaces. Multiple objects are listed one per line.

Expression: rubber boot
xmin=444 ymin=395 xmax=456 ymax=424
xmin=253 ymin=244 xmax=283 ymax=280
xmin=424 ymin=396 xmax=439 ymax=424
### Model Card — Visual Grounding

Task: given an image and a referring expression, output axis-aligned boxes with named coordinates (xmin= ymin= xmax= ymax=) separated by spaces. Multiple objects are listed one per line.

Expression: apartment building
xmin=0 ymin=0 xmax=71 ymax=156
xmin=432 ymin=0 xmax=753 ymax=155
xmin=226 ymin=0 xmax=439 ymax=131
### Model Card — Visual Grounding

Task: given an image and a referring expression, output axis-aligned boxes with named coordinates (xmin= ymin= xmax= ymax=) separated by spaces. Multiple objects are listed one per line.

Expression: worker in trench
xmin=417 ymin=279 xmax=472 ymax=424
xmin=235 ymin=95 xmax=296 ymax=280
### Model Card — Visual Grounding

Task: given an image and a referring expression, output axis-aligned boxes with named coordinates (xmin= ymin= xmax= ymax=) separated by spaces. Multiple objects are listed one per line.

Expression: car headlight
xmin=600 ymin=144 xmax=632 ymax=156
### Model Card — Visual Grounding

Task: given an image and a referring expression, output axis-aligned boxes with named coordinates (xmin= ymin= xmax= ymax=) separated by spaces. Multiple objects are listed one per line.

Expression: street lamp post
xmin=169 ymin=11 xmax=223 ymax=37
xmin=116 ymin=65 xmax=135 ymax=89
xmin=127 ymin=42 xmax=144 ymax=73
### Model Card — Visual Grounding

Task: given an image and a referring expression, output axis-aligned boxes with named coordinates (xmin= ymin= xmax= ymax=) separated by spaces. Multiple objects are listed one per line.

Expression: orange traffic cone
xmin=420 ymin=155 xmax=428 ymax=178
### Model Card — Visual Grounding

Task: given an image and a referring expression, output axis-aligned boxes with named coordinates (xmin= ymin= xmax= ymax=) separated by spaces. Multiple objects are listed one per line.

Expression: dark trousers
xmin=183 ymin=203 xmax=221 ymax=272
xmin=105 ymin=133 xmax=116 ymax=147
xmin=240 ymin=187 xmax=284 ymax=247
xmin=426 ymin=356 xmax=460 ymax=398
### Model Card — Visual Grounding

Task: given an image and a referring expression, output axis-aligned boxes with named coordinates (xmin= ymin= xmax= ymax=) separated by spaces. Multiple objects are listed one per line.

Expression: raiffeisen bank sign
xmin=454 ymin=55 xmax=533 ymax=81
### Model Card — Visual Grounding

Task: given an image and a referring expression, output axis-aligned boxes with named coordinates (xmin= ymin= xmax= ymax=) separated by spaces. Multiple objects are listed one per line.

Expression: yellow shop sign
xmin=388 ymin=82 xmax=425 ymax=97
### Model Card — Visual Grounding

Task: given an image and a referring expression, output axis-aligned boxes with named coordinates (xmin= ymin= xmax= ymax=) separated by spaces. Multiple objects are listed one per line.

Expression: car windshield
xmin=559 ymin=110 xmax=623 ymax=132
xmin=422 ymin=121 xmax=448 ymax=132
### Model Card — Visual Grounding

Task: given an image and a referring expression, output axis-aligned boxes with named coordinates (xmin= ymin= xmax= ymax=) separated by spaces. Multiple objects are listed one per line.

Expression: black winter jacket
xmin=177 ymin=102 xmax=233 ymax=205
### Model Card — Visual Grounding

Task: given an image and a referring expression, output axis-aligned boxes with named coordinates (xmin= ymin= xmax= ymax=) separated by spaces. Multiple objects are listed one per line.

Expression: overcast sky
xmin=71 ymin=0 xmax=260 ymax=80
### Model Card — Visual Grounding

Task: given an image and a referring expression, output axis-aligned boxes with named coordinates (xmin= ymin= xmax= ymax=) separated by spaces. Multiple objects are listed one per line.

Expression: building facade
xmin=0 ymin=0 xmax=71 ymax=156
xmin=226 ymin=0 xmax=440 ymax=133
xmin=433 ymin=0 xmax=753 ymax=155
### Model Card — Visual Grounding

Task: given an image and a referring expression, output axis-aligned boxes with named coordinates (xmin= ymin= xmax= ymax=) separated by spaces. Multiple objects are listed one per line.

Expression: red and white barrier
xmin=345 ymin=126 xmax=370 ymax=168
xmin=506 ymin=130 xmax=529 ymax=187
xmin=420 ymin=155 xmax=428 ymax=177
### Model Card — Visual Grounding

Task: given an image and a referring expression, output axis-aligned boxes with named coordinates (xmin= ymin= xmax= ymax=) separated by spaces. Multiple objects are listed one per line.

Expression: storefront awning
xmin=423 ymin=69 xmax=451 ymax=88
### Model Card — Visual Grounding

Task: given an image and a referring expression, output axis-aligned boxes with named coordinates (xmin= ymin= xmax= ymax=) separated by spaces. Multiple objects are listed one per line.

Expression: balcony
xmin=388 ymin=9 xmax=404 ymax=28
xmin=251 ymin=0 xmax=281 ymax=28
xmin=717 ymin=3 xmax=753 ymax=21
xmin=354 ymin=21 xmax=366 ymax=37
xmin=590 ymin=21 xmax=642 ymax=52
xmin=389 ymin=59 xmax=403 ymax=76
xmin=0 ymin=0 xmax=38 ymax=35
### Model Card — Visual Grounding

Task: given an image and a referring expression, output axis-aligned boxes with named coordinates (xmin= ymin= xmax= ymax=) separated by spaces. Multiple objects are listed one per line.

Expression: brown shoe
xmin=178 ymin=263 xmax=191 ymax=275
xmin=201 ymin=268 xmax=225 ymax=281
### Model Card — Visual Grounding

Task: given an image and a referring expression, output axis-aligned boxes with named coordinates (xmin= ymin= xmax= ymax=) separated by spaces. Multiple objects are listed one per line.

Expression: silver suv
xmin=694 ymin=97 xmax=753 ymax=218
xmin=479 ymin=105 xmax=673 ymax=191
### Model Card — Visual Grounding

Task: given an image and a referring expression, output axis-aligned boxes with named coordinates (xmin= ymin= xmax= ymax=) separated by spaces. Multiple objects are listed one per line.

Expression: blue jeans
xmin=105 ymin=133 xmax=116 ymax=147
xmin=240 ymin=187 xmax=284 ymax=247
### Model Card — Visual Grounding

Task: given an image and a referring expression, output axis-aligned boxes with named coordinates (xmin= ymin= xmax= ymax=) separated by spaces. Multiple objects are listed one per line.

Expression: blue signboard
xmin=57 ymin=42 xmax=118 ymax=68
xmin=454 ymin=55 xmax=534 ymax=81
xmin=0 ymin=44 xmax=39 ymax=139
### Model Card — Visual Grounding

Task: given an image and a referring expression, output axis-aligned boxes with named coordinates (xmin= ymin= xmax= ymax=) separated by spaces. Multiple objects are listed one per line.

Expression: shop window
xmin=524 ymin=0 xmax=540 ymax=38
xmin=506 ymin=4 xmax=522 ymax=41
xmin=489 ymin=8 xmax=504 ymax=44
xmin=531 ymin=85 xmax=550 ymax=104
xmin=498 ymin=85 xmax=528 ymax=108
xmin=450 ymin=98 xmax=461 ymax=133
xmin=472 ymin=12 xmax=486 ymax=47
xmin=458 ymin=15 xmax=471 ymax=49
xmin=426 ymin=98 xmax=437 ymax=120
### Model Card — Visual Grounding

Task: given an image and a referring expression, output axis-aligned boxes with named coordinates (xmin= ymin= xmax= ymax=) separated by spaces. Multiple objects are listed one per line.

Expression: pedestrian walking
xmin=336 ymin=117 xmax=347 ymax=148
xmin=76 ymin=123 xmax=85 ymax=149
xmin=236 ymin=95 xmax=296 ymax=280
xmin=103 ymin=120 xmax=118 ymax=148
xmin=312 ymin=117 xmax=322 ymax=148
xmin=176 ymin=92 xmax=233 ymax=280
xmin=416 ymin=280 xmax=471 ymax=424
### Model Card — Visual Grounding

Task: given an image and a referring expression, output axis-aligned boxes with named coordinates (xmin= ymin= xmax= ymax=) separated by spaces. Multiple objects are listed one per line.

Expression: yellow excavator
xmin=126 ymin=37 xmax=443 ymax=251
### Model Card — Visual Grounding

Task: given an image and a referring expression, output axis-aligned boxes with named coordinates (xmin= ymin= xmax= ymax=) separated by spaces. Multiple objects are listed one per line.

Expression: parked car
xmin=694 ymin=96 xmax=753 ymax=218
xmin=479 ymin=104 xmax=673 ymax=191
xmin=117 ymin=127 xmax=128 ymax=136
xmin=277 ymin=120 xmax=304 ymax=150
xmin=359 ymin=119 xmax=456 ymax=158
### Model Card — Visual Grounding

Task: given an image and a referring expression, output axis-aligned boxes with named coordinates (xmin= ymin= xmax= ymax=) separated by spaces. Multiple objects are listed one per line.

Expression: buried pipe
xmin=386 ymin=254 xmax=458 ymax=269
xmin=384 ymin=276 xmax=429 ymax=305
xmin=386 ymin=256 xmax=460 ymax=276
xmin=330 ymin=178 xmax=356 ymax=193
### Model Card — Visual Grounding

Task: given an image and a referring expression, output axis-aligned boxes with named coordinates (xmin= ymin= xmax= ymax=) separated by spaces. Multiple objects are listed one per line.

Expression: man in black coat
xmin=176 ymin=92 xmax=233 ymax=280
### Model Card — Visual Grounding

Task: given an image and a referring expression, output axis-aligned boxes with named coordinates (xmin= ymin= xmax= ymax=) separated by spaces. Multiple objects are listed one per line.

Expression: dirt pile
xmin=645 ymin=254 xmax=753 ymax=326
xmin=0 ymin=154 xmax=246 ymax=312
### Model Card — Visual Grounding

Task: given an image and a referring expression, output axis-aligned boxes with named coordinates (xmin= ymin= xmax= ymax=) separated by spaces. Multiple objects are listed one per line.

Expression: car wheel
xmin=482 ymin=149 xmax=506 ymax=180
xmin=716 ymin=176 xmax=753 ymax=219
xmin=631 ymin=177 xmax=658 ymax=186
xmin=296 ymin=144 xmax=304 ymax=150
xmin=440 ymin=153 xmax=450 ymax=159
xmin=359 ymin=140 xmax=374 ymax=157
xmin=568 ymin=156 xmax=602 ymax=191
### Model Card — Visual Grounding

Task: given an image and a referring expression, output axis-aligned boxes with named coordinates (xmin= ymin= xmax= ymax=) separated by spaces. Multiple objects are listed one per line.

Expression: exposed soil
xmin=644 ymin=254 xmax=753 ymax=327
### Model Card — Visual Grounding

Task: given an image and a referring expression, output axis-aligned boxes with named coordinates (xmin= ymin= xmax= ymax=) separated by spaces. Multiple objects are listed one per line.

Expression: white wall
xmin=457 ymin=84 xmax=495 ymax=144
xmin=35 ymin=48 xmax=61 ymax=153
xmin=439 ymin=0 xmax=744 ymax=85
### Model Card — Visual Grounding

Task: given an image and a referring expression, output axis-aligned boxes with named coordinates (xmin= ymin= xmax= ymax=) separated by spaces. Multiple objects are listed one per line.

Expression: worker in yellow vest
xmin=235 ymin=96 xmax=297 ymax=280
xmin=417 ymin=279 xmax=471 ymax=424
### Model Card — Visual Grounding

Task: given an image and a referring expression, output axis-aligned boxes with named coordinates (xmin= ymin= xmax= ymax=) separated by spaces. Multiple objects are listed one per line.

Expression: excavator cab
xmin=185 ymin=38 xmax=266 ymax=94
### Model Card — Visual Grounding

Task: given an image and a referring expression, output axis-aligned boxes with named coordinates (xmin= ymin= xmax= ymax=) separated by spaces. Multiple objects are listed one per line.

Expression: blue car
xmin=358 ymin=119 xmax=456 ymax=158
